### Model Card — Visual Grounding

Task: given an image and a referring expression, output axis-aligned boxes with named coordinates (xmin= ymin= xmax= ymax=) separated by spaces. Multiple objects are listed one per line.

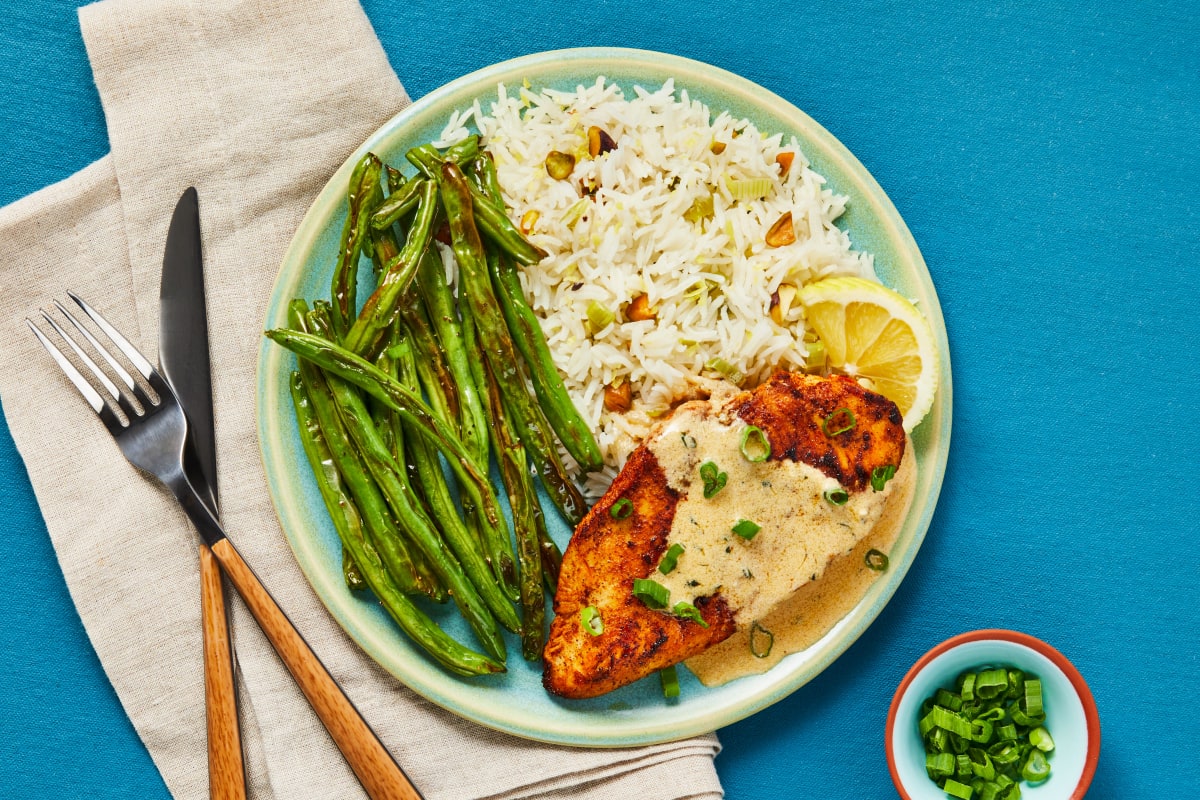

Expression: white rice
xmin=438 ymin=77 xmax=876 ymax=495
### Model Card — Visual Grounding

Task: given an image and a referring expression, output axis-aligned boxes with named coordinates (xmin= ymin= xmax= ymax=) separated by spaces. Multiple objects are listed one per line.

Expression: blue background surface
xmin=1 ymin=1 xmax=1197 ymax=797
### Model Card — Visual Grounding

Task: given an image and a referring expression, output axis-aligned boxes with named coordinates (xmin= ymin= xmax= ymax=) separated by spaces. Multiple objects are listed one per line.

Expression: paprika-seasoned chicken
xmin=542 ymin=371 xmax=905 ymax=699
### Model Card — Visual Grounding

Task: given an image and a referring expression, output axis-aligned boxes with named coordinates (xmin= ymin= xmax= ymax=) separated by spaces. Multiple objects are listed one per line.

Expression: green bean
xmin=399 ymin=295 xmax=459 ymax=424
xmin=482 ymin=357 xmax=545 ymax=660
xmin=406 ymin=144 xmax=443 ymax=178
xmin=491 ymin=251 xmax=602 ymax=471
xmin=331 ymin=153 xmax=384 ymax=339
xmin=289 ymin=371 xmax=502 ymax=676
xmin=468 ymin=182 xmax=548 ymax=266
xmin=342 ymin=548 xmax=367 ymax=591
xmin=289 ymin=300 xmax=432 ymax=598
xmin=406 ymin=136 xmax=481 ymax=179
xmin=458 ymin=305 xmax=520 ymax=598
xmin=264 ymin=328 xmax=511 ymax=544
xmin=365 ymin=324 xmax=445 ymax=601
xmin=342 ymin=180 xmax=437 ymax=359
xmin=440 ymin=161 xmax=589 ymax=527
xmin=470 ymin=155 xmax=601 ymax=471
xmin=535 ymin=509 xmax=562 ymax=594
xmin=370 ymin=175 xmax=425 ymax=231
xmin=417 ymin=247 xmax=489 ymax=470
xmin=391 ymin=329 xmax=521 ymax=632
xmin=326 ymin=369 xmax=507 ymax=661
xmin=470 ymin=152 xmax=505 ymax=211
xmin=386 ymin=165 xmax=406 ymax=194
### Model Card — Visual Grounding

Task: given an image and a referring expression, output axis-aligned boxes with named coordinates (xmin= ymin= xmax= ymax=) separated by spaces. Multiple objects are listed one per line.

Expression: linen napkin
xmin=0 ymin=1 xmax=724 ymax=798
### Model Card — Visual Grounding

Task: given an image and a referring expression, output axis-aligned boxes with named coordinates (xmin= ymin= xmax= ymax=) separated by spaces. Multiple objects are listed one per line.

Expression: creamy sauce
xmin=647 ymin=405 xmax=896 ymax=638
xmin=685 ymin=441 xmax=916 ymax=685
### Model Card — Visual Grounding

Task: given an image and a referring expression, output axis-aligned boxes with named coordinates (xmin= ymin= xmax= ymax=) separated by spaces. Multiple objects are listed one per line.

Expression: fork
xmin=29 ymin=292 xmax=423 ymax=800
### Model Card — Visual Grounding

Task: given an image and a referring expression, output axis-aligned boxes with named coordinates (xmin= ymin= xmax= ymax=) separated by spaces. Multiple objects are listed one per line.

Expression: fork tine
xmin=67 ymin=290 xmax=155 ymax=381
xmin=39 ymin=309 xmax=124 ymax=402
xmin=53 ymin=299 xmax=137 ymax=391
xmin=27 ymin=318 xmax=109 ymax=416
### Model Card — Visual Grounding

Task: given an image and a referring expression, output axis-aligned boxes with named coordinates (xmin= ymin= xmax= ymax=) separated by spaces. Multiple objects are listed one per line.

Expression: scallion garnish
xmin=739 ymin=425 xmax=771 ymax=462
xmin=658 ymin=543 xmax=685 ymax=574
xmin=586 ymin=299 xmax=615 ymax=331
xmin=749 ymin=621 xmax=774 ymax=658
xmin=870 ymin=463 xmax=897 ymax=491
xmin=680 ymin=432 xmax=697 ymax=449
xmin=631 ymin=578 xmax=670 ymax=609
xmin=824 ymin=488 xmax=849 ymax=506
xmin=579 ymin=605 xmax=603 ymax=636
xmin=919 ymin=666 xmax=1055 ymax=795
xmin=610 ymin=497 xmax=634 ymax=520
xmin=699 ymin=460 xmax=727 ymax=499
xmin=705 ymin=357 xmax=744 ymax=385
xmin=822 ymin=407 xmax=856 ymax=436
xmin=732 ymin=518 xmax=761 ymax=540
xmin=672 ymin=601 xmax=709 ymax=628
xmin=659 ymin=665 xmax=680 ymax=698
xmin=865 ymin=548 xmax=889 ymax=571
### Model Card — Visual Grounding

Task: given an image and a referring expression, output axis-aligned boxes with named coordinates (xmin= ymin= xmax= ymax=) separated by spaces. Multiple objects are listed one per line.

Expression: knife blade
xmin=160 ymin=186 xmax=218 ymax=515
xmin=159 ymin=187 xmax=247 ymax=800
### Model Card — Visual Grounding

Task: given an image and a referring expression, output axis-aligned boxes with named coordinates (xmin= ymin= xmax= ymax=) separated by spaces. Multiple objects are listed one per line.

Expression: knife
xmin=159 ymin=187 xmax=247 ymax=800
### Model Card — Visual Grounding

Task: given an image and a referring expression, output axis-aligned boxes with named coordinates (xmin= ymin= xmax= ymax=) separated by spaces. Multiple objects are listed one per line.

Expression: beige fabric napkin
xmin=0 ymin=0 xmax=724 ymax=798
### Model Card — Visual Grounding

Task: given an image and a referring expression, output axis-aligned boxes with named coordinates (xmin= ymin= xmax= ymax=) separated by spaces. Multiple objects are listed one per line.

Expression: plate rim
xmin=256 ymin=46 xmax=953 ymax=747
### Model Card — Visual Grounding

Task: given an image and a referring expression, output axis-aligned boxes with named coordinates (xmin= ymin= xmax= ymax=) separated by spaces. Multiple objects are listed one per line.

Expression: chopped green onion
xmin=975 ymin=668 xmax=1009 ymax=700
xmin=822 ymin=407 xmax=856 ymax=436
xmin=1024 ymin=679 xmax=1044 ymax=717
xmin=926 ymin=752 xmax=956 ymax=780
xmin=579 ymin=606 xmax=603 ymax=636
xmin=732 ymin=518 xmax=761 ymax=540
xmin=683 ymin=193 xmax=714 ymax=223
xmin=824 ymin=488 xmax=849 ymax=506
xmin=659 ymin=665 xmax=680 ymax=698
xmin=725 ymin=176 xmax=773 ymax=200
xmin=631 ymin=578 xmax=669 ymax=609
xmin=919 ymin=666 xmax=1054 ymax=796
xmin=610 ymin=497 xmax=634 ymax=520
xmin=864 ymin=548 xmax=889 ymax=571
xmin=705 ymin=357 xmax=744 ymax=385
xmin=699 ymin=461 xmax=727 ymax=499
xmin=739 ymin=425 xmax=771 ymax=462
xmin=680 ymin=433 xmax=697 ymax=449
xmin=942 ymin=778 xmax=973 ymax=799
xmin=804 ymin=337 xmax=826 ymax=371
xmin=586 ymin=300 xmax=615 ymax=331
xmin=672 ymin=601 xmax=709 ymax=628
xmin=658 ymin=543 xmax=685 ymax=574
xmin=1021 ymin=749 xmax=1050 ymax=783
xmin=749 ymin=621 xmax=774 ymax=658
xmin=560 ymin=197 xmax=589 ymax=227
xmin=870 ymin=463 xmax=897 ymax=491
xmin=1029 ymin=726 xmax=1055 ymax=752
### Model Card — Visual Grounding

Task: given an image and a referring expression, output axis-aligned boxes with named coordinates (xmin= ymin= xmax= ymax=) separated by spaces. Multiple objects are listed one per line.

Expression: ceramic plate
xmin=257 ymin=48 xmax=952 ymax=746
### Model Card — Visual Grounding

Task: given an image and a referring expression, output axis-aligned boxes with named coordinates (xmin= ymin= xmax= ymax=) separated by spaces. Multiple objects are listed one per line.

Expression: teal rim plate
xmin=257 ymin=47 xmax=952 ymax=747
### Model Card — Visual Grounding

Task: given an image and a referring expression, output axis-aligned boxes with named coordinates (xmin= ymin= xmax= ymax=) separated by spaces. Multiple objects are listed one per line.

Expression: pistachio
xmin=588 ymin=126 xmax=617 ymax=157
xmin=519 ymin=209 xmax=540 ymax=235
xmin=545 ymin=150 xmax=575 ymax=180
xmin=603 ymin=380 xmax=633 ymax=413
xmin=765 ymin=212 xmax=796 ymax=247
xmin=626 ymin=294 xmax=656 ymax=322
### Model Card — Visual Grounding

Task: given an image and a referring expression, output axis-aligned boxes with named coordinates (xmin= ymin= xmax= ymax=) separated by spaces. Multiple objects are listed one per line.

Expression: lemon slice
xmin=799 ymin=276 xmax=938 ymax=432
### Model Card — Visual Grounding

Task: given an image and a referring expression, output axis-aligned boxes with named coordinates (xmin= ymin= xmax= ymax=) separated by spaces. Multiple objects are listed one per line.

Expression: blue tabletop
xmin=2 ymin=1 xmax=1197 ymax=797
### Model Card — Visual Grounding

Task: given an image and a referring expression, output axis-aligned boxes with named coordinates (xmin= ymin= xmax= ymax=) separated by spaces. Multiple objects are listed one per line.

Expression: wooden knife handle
xmin=210 ymin=537 xmax=423 ymax=800
xmin=199 ymin=542 xmax=247 ymax=800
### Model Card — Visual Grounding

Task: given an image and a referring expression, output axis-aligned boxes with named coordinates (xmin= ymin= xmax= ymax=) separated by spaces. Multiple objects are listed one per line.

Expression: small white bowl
xmin=887 ymin=630 xmax=1100 ymax=800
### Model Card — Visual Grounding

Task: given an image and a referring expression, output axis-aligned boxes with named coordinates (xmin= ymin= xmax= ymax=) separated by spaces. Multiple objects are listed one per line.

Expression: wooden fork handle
xmin=199 ymin=542 xmax=247 ymax=800
xmin=209 ymin=537 xmax=423 ymax=800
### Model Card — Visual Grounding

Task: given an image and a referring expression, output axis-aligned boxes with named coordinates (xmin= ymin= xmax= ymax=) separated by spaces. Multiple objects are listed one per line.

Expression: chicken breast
xmin=542 ymin=371 xmax=905 ymax=699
